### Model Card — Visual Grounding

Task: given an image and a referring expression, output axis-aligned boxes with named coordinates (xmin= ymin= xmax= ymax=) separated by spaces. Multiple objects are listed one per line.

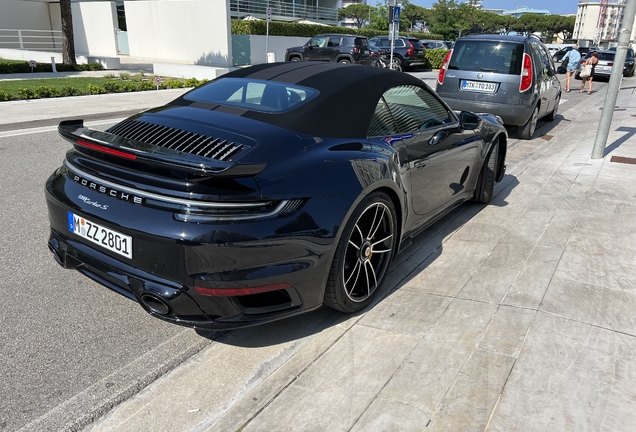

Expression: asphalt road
xmin=0 ymin=72 xmax=622 ymax=431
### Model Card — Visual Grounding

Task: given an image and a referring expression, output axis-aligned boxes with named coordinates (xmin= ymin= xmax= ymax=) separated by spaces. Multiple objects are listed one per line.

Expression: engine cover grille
xmin=106 ymin=119 xmax=244 ymax=162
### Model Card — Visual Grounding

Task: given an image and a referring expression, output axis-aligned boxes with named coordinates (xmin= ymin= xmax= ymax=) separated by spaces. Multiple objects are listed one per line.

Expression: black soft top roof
xmin=176 ymin=62 xmax=428 ymax=138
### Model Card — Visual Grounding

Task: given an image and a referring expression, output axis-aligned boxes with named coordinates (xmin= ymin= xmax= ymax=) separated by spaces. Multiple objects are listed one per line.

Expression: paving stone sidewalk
xmin=81 ymin=86 xmax=636 ymax=432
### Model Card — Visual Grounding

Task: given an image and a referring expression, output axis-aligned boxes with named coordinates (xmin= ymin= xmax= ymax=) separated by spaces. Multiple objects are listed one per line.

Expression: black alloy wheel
xmin=290 ymin=57 xmax=301 ymax=62
xmin=339 ymin=58 xmax=351 ymax=64
xmin=324 ymin=192 xmax=396 ymax=313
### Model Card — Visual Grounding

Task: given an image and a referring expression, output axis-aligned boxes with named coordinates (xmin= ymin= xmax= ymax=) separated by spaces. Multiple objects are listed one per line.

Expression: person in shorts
xmin=560 ymin=45 xmax=581 ymax=92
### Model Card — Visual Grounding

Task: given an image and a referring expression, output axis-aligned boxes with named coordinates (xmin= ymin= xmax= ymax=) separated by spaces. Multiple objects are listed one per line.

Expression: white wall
xmin=124 ymin=0 xmax=232 ymax=67
xmin=0 ymin=0 xmax=53 ymax=30
xmin=249 ymin=35 xmax=309 ymax=64
xmin=71 ymin=2 xmax=118 ymax=56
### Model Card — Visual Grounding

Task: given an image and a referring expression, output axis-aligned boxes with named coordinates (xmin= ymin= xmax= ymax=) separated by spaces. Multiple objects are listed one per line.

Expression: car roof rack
xmin=529 ymin=34 xmax=545 ymax=43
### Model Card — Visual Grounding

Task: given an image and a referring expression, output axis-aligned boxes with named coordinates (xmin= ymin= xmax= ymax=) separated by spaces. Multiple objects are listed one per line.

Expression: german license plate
xmin=68 ymin=212 xmax=133 ymax=259
xmin=461 ymin=80 xmax=497 ymax=93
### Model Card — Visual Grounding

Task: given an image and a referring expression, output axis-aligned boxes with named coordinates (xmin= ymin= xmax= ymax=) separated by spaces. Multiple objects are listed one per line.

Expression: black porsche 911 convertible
xmin=45 ymin=62 xmax=507 ymax=330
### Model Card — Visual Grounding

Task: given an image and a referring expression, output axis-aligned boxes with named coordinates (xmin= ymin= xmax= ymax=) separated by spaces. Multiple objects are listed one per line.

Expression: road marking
xmin=0 ymin=118 xmax=125 ymax=138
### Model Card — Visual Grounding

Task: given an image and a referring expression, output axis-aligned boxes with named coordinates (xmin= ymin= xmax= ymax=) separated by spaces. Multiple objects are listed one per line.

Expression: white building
xmin=574 ymin=0 xmax=636 ymax=47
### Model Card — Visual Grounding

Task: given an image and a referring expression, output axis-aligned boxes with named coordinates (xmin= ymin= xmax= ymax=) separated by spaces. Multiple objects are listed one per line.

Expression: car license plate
xmin=461 ymin=80 xmax=497 ymax=93
xmin=68 ymin=212 xmax=133 ymax=259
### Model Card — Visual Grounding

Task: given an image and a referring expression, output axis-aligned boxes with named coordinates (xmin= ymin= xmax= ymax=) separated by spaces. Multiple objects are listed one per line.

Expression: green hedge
xmin=0 ymin=78 xmax=208 ymax=102
xmin=0 ymin=61 xmax=104 ymax=74
xmin=424 ymin=49 xmax=450 ymax=69
xmin=231 ymin=19 xmax=444 ymax=40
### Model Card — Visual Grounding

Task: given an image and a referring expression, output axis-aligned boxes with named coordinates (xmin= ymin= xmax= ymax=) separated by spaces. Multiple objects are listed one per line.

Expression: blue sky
xmin=411 ymin=0 xmax=579 ymax=15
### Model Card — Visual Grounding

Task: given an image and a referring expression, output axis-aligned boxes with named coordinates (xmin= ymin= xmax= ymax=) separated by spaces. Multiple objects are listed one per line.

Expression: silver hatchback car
xmin=436 ymin=34 xmax=561 ymax=139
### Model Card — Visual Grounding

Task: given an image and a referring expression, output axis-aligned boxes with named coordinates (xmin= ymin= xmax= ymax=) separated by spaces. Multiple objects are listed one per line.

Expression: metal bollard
xmin=51 ymin=56 xmax=57 ymax=73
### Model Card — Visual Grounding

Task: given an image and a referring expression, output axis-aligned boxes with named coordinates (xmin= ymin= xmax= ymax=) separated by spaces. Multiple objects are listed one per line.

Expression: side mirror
xmin=459 ymin=111 xmax=482 ymax=130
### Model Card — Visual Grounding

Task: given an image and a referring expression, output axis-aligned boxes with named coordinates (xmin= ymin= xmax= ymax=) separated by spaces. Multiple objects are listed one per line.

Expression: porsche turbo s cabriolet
xmin=45 ymin=62 xmax=507 ymax=330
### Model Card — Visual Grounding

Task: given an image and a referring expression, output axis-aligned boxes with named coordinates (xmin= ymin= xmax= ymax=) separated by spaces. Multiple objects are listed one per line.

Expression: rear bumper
xmin=44 ymin=171 xmax=350 ymax=330
xmin=438 ymin=96 xmax=533 ymax=127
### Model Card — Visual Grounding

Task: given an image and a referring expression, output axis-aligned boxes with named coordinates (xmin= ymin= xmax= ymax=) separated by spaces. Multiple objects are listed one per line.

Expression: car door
xmin=305 ymin=36 xmax=327 ymax=61
xmin=530 ymin=41 xmax=555 ymax=117
xmin=371 ymin=85 xmax=481 ymax=217
xmin=322 ymin=37 xmax=343 ymax=62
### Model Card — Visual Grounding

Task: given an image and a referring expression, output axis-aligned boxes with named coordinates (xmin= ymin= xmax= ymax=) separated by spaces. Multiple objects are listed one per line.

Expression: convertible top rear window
xmin=184 ymin=78 xmax=318 ymax=113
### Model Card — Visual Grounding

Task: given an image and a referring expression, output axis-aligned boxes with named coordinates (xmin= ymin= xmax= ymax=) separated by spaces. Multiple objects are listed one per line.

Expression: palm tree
xmin=60 ymin=0 xmax=77 ymax=64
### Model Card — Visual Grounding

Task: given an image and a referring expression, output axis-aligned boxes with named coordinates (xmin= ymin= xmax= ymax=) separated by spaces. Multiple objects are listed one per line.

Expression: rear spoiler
xmin=58 ymin=120 xmax=266 ymax=178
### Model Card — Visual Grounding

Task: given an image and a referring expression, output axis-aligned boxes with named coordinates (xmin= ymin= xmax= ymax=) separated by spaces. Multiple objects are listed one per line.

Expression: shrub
xmin=119 ymin=72 xmax=131 ymax=80
xmin=230 ymin=19 xmax=444 ymax=40
xmin=103 ymin=81 xmax=122 ymax=93
xmin=87 ymin=84 xmax=105 ymax=95
xmin=0 ymin=90 xmax=12 ymax=101
xmin=17 ymin=88 xmax=35 ymax=99
xmin=137 ymin=81 xmax=155 ymax=91
xmin=131 ymin=73 xmax=144 ymax=82
xmin=424 ymin=49 xmax=450 ymax=69
xmin=33 ymin=86 xmax=59 ymax=98
xmin=119 ymin=82 xmax=138 ymax=92
xmin=59 ymin=86 xmax=83 ymax=97
xmin=104 ymin=73 xmax=116 ymax=79
xmin=167 ymin=80 xmax=184 ymax=89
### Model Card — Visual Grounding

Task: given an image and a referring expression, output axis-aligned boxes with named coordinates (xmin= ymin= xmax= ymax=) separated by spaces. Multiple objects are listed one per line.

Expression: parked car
xmin=553 ymin=45 xmax=593 ymax=62
xmin=575 ymin=48 xmax=636 ymax=78
xmin=368 ymin=36 xmax=426 ymax=71
xmin=419 ymin=39 xmax=448 ymax=50
xmin=436 ymin=33 xmax=562 ymax=139
xmin=45 ymin=62 xmax=507 ymax=330
xmin=285 ymin=34 xmax=373 ymax=65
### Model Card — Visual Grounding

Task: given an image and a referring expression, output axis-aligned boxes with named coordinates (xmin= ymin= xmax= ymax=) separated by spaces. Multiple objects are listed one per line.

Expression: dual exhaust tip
xmin=49 ymin=238 xmax=172 ymax=317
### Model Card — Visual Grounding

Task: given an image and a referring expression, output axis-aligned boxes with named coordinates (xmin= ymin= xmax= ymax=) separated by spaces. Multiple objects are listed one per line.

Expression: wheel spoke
xmin=371 ymin=233 xmax=393 ymax=248
xmin=345 ymin=259 xmax=361 ymax=292
xmin=348 ymin=240 xmax=360 ymax=250
xmin=363 ymin=259 xmax=371 ymax=298
xmin=368 ymin=205 xmax=386 ymax=240
xmin=365 ymin=259 xmax=378 ymax=293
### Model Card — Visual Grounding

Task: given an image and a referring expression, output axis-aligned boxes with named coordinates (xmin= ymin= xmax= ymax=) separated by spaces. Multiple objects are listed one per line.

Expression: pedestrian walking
xmin=580 ymin=51 xmax=599 ymax=94
xmin=560 ymin=45 xmax=581 ymax=92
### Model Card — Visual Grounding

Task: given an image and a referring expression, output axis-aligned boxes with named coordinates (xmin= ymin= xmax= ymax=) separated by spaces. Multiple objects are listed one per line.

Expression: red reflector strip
xmin=195 ymin=283 xmax=292 ymax=297
xmin=77 ymin=139 xmax=137 ymax=160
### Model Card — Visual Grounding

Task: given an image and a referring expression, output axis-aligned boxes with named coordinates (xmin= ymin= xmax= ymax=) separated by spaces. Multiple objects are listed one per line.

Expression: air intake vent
xmin=106 ymin=119 xmax=244 ymax=162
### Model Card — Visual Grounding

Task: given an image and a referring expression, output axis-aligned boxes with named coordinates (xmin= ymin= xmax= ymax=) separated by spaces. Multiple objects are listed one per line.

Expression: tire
xmin=323 ymin=192 xmax=397 ymax=313
xmin=289 ymin=57 xmax=301 ymax=62
xmin=339 ymin=58 xmax=351 ymax=64
xmin=518 ymin=106 xmax=538 ymax=139
xmin=390 ymin=58 xmax=402 ymax=72
xmin=473 ymin=140 xmax=499 ymax=204
xmin=547 ymin=94 xmax=560 ymax=122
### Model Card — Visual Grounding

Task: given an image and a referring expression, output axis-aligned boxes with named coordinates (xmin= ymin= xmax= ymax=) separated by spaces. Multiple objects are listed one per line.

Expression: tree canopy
xmin=365 ymin=0 xmax=576 ymax=42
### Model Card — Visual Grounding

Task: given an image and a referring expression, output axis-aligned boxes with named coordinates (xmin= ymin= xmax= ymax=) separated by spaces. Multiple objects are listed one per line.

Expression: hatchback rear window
xmin=184 ymin=78 xmax=318 ymax=113
xmin=597 ymin=52 xmax=615 ymax=61
xmin=450 ymin=41 xmax=525 ymax=75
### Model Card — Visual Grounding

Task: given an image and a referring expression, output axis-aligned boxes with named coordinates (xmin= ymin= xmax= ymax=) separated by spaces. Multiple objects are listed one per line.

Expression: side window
xmin=309 ymin=36 xmax=326 ymax=48
xmin=396 ymin=39 xmax=406 ymax=48
xmin=327 ymin=37 xmax=341 ymax=47
xmin=529 ymin=42 xmax=544 ymax=76
xmin=368 ymin=98 xmax=397 ymax=137
xmin=368 ymin=85 xmax=451 ymax=136
xmin=538 ymin=44 xmax=555 ymax=73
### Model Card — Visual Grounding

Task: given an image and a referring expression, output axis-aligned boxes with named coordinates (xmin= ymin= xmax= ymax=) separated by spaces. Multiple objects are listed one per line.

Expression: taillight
xmin=76 ymin=139 xmax=137 ymax=160
xmin=437 ymin=49 xmax=453 ymax=85
xmin=354 ymin=46 xmax=360 ymax=53
xmin=608 ymin=62 xmax=613 ymax=66
xmin=406 ymin=40 xmax=414 ymax=56
xmin=520 ymin=52 xmax=533 ymax=92
xmin=195 ymin=283 xmax=292 ymax=297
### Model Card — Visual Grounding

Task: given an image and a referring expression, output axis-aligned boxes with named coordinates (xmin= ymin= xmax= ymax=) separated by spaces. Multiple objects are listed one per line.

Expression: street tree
xmin=338 ymin=4 xmax=375 ymax=29
xmin=60 ymin=0 xmax=77 ymax=64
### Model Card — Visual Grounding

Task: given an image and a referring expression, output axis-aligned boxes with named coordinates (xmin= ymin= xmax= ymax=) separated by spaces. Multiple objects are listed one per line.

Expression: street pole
xmin=592 ymin=0 xmax=636 ymax=158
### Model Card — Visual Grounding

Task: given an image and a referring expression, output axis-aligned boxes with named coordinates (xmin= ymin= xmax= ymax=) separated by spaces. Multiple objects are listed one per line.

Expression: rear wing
xmin=58 ymin=120 xmax=266 ymax=179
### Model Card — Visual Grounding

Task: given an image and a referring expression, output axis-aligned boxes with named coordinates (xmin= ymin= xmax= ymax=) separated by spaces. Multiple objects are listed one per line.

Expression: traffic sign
xmin=393 ymin=6 xmax=401 ymax=23
xmin=266 ymin=7 xmax=272 ymax=21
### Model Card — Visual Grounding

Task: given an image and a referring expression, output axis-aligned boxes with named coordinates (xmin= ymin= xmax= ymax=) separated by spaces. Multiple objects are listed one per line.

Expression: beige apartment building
xmin=574 ymin=0 xmax=636 ymax=47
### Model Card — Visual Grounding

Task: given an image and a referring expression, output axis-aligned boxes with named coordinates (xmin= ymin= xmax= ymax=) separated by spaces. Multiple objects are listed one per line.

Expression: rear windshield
xmin=184 ymin=78 xmax=318 ymax=113
xmin=450 ymin=40 xmax=525 ymax=74
xmin=409 ymin=39 xmax=424 ymax=49
xmin=597 ymin=52 xmax=615 ymax=61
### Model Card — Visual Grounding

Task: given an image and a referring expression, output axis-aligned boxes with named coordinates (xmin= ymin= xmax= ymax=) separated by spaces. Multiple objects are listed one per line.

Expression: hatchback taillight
xmin=406 ymin=40 xmax=414 ymax=56
xmin=607 ymin=62 xmax=613 ymax=66
xmin=438 ymin=49 xmax=453 ymax=85
xmin=520 ymin=53 xmax=533 ymax=92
